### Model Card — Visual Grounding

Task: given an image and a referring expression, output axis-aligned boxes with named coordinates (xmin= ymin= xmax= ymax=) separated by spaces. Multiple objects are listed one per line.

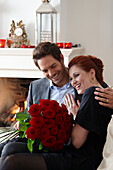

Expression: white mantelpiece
xmin=0 ymin=47 xmax=85 ymax=78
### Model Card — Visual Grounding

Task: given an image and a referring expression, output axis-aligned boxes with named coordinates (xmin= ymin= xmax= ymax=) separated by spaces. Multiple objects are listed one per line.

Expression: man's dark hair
xmin=33 ymin=42 xmax=61 ymax=69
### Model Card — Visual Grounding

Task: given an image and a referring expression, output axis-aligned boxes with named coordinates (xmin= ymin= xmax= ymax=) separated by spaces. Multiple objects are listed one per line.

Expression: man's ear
xmin=60 ymin=54 xmax=64 ymax=64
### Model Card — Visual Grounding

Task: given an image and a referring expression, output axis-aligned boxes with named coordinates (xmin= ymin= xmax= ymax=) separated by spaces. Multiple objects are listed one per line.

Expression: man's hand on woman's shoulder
xmin=94 ymin=87 xmax=113 ymax=109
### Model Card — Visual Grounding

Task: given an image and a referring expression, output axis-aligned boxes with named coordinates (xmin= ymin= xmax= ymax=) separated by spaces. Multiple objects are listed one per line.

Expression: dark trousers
xmin=0 ymin=137 xmax=28 ymax=157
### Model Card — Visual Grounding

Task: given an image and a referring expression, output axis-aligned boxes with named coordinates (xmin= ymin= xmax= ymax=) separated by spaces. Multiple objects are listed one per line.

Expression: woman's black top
xmin=68 ymin=86 xmax=113 ymax=169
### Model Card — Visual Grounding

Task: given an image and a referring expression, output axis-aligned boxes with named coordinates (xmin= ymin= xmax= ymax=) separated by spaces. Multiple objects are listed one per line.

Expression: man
xmin=27 ymin=41 xmax=75 ymax=107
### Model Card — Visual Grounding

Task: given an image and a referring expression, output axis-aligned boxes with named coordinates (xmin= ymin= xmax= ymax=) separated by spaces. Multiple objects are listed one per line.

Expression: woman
xmin=64 ymin=55 xmax=113 ymax=169
xmin=0 ymin=55 xmax=112 ymax=170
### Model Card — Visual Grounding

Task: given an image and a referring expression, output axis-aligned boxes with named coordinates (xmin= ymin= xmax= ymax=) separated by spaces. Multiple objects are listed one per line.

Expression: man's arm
xmin=94 ymin=87 xmax=113 ymax=109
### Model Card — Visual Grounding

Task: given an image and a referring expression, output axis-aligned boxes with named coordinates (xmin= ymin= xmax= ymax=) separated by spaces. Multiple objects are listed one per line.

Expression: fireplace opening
xmin=0 ymin=78 xmax=38 ymax=127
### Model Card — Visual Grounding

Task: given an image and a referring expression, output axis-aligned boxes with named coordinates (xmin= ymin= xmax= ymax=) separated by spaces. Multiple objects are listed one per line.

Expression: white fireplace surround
xmin=0 ymin=47 xmax=85 ymax=78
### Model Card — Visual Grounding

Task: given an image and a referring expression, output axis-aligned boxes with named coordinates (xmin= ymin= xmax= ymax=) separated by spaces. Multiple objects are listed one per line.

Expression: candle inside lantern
xmin=56 ymin=42 xmax=63 ymax=48
xmin=64 ymin=42 xmax=72 ymax=49
xmin=0 ymin=39 xmax=6 ymax=48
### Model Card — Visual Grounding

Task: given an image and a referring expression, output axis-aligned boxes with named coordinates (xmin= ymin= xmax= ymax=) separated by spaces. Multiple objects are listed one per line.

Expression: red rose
xmin=39 ymin=99 xmax=51 ymax=110
xmin=55 ymin=113 xmax=63 ymax=125
xmin=26 ymin=127 xmax=40 ymax=140
xmin=57 ymin=129 xmax=66 ymax=141
xmin=63 ymin=112 xmax=73 ymax=124
xmin=50 ymin=100 xmax=60 ymax=112
xmin=60 ymin=122 xmax=72 ymax=141
xmin=50 ymin=125 xmax=58 ymax=136
xmin=24 ymin=99 xmax=73 ymax=153
xmin=61 ymin=103 xmax=68 ymax=113
xmin=59 ymin=107 xmax=63 ymax=115
xmin=43 ymin=109 xmax=55 ymax=119
xmin=65 ymin=130 xmax=71 ymax=143
xmin=66 ymin=122 xmax=72 ymax=131
xmin=40 ymin=127 xmax=50 ymax=140
xmin=41 ymin=136 xmax=56 ymax=148
xmin=53 ymin=140 xmax=64 ymax=151
xmin=60 ymin=123 xmax=66 ymax=130
xmin=29 ymin=117 xmax=44 ymax=128
xmin=44 ymin=119 xmax=55 ymax=128
xmin=28 ymin=103 xmax=42 ymax=117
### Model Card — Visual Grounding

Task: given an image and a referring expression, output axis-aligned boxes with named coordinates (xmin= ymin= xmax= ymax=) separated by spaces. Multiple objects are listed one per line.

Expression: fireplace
xmin=0 ymin=47 xmax=85 ymax=126
xmin=0 ymin=77 xmax=37 ymax=126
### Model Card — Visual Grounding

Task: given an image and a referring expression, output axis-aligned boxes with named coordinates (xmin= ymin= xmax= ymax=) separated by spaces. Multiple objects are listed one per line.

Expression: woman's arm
xmin=64 ymin=93 xmax=89 ymax=149
xmin=71 ymin=124 xmax=89 ymax=149
xmin=94 ymin=87 xmax=113 ymax=109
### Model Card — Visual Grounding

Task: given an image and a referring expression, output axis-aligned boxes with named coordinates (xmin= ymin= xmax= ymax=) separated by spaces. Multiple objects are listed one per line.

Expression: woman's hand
xmin=94 ymin=87 xmax=113 ymax=109
xmin=64 ymin=93 xmax=80 ymax=118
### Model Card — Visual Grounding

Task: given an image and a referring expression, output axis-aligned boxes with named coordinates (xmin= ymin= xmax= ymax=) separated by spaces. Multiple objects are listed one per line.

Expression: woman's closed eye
xmin=73 ymin=73 xmax=79 ymax=78
xmin=69 ymin=73 xmax=80 ymax=81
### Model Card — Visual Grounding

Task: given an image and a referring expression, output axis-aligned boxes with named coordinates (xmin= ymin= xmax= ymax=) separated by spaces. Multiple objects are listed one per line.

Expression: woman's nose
xmin=72 ymin=78 xmax=77 ymax=86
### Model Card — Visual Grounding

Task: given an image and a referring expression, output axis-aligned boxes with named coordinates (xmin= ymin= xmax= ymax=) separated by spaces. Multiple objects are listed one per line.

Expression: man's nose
xmin=48 ymin=70 xmax=53 ymax=77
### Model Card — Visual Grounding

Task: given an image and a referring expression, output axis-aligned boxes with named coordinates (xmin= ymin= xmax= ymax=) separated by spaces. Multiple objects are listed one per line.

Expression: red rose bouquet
xmin=16 ymin=99 xmax=73 ymax=153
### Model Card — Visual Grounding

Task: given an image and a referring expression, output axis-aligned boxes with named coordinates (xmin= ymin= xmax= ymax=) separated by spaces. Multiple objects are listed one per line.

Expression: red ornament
xmin=63 ymin=42 xmax=72 ymax=48
xmin=0 ymin=39 xmax=5 ymax=48
xmin=28 ymin=45 xmax=35 ymax=48
xmin=56 ymin=42 xmax=63 ymax=48
xmin=20 ymin=44 xmax=28 ymax=48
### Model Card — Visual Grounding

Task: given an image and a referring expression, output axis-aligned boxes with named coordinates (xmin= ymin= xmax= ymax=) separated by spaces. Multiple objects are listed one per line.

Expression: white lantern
xmin=35 ymin=0 xmax=57 ymax=45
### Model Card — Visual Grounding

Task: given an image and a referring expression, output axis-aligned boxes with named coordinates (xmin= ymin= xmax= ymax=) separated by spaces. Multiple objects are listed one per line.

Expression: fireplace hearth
xmin=0 ymin=78 xmax=37 ymax=126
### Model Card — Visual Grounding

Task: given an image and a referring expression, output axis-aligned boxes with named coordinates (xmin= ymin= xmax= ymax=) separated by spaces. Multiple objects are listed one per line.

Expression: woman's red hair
xmin=68 ymin=55 xmax=104 ymax=85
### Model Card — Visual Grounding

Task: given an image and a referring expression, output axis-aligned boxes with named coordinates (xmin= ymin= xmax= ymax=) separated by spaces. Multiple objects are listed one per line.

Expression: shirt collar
xmin=50 ymin=80 xmax=72 ymax=90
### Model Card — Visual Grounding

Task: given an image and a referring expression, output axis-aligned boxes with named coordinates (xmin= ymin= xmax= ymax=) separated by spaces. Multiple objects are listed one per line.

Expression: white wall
xmin=0 ymin=0 xmax=61 ymax=43
xmin=0 ymin=0 xmax=113 ymax=85
xmin=60 ymin=0 xmax=113 ymax=86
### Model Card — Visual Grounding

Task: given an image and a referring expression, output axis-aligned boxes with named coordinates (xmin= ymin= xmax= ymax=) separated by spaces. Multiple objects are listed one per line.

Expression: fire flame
xmin=11 ymin=116 xmax=15 ymax=122
xmin=11 ymin=107 xmax=20 ymax=114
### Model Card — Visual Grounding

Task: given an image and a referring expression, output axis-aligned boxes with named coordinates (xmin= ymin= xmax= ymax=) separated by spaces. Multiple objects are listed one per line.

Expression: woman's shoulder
xmin=80 ymin=86 xmax=98 ymax=106
xmin=79 ymin=87 xmax=96 ymax=111
xmin=83 ymin=86 xmax=96 ymax=97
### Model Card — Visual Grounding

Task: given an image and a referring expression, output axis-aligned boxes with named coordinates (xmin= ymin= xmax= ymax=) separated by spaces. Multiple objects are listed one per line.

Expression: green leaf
xmin=19 ymin=131 xmax=25 ymax=138
xmin=16 ymin=108 xmax=30 ymax=121
xmin=27 ymin=139 xmax=34 ymax=153
xmin=39 ymin=142 xmax=43 ymax=150
xmin=43 ymin=149 xmax=48 ymax=152
xmin=16 ymin=112 xmax=28 ymax=121
xmin=24 ymin=118 xmax=31 ymax=123
xmin=40 ymin=111 xmax=43 ymax=116
xmin=19 ymin=123 xmax=28 ymax=132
